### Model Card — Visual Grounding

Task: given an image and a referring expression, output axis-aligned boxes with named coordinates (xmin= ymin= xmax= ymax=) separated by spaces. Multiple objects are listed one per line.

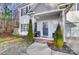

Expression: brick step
xmin=34 ymin=37 xmax=53 ymax=43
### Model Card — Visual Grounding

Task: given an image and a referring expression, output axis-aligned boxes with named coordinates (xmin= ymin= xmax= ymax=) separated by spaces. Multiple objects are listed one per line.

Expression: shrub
xmin=53 ymin=23 xmax=64 ymax=48
xmin=27 ymin=19 xmax=33 ymax=44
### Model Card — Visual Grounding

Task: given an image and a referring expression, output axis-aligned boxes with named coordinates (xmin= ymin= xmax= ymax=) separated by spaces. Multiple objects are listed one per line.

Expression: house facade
xmin=17 ymin=3 xmax=74 ymax=41
xmin=17 ymin=3 xmax=36 ymax=35
xmin=66 ymin=3 xmax=79 ymax=38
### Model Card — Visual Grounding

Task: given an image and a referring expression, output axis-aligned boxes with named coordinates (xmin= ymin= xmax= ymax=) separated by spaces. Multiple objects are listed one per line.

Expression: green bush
xmin=27 ymin=19 xmax=33 ymax=44
xmin=53 ymin=23 xmax=64 ymax=48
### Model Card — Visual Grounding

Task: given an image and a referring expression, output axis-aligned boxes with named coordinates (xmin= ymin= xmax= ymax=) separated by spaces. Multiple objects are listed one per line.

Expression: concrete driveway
xmin=66 ymin=37 xmax=79 ymax=54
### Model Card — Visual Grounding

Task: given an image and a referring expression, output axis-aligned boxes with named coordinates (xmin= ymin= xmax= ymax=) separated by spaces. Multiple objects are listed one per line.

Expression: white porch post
xmin=62 ymin=10 xmax=66 ymax=42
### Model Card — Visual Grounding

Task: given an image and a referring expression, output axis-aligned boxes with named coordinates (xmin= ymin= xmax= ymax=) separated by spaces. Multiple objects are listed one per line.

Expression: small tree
xmin=1 ymin=4 xmax=15 ymax=33
xmin=27 ymin=19 xmax=33 ymax=44
xmin=53 ymin=23 xmax=64 ymax=48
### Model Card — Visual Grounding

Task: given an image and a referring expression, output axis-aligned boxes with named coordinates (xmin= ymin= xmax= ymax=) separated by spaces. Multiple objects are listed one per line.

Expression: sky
xmin=6 ymin=3 xmax=17 ymax=10
xmin=0 ymin=3 xmax=17 ymax=11
xmin=0 ymin=3 xmax=18 ymax=16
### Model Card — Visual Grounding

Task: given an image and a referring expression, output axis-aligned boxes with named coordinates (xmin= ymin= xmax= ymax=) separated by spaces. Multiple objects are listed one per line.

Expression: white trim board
xmin=34 ymin=9 xmax=64 ymax=16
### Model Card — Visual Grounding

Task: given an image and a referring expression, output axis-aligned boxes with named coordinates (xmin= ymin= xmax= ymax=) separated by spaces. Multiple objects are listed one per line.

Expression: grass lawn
xmin=0 ymin=35 xmax=29 ymax=55
xmin=0 ymin=35 xmax=27 ymax=46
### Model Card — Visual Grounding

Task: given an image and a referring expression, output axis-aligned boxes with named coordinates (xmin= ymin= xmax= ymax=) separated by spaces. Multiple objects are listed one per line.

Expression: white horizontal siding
xmin=66 ymin=11 xmax=79 ymax=37
xmin=37 ymin=17 xmax=63 ymax=39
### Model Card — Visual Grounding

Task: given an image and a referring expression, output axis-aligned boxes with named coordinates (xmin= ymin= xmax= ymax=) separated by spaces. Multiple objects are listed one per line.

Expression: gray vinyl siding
xmin=69 ymin=3 xmax=76 ymax=11
xmin=33 ymin=3 xmax=58 ymax=14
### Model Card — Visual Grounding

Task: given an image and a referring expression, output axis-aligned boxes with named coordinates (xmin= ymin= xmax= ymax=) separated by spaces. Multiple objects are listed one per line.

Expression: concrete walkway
xmin=27 ymin=42 xmax=70 ymax=55
xmin=66 ymin=38 xmax=79 ymax=54
xmin=0 ymin=40 xmax=77 ymax=55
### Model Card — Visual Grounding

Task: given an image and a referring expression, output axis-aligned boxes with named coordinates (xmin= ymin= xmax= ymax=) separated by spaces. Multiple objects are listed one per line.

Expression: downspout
xmin=62 ymin=10 xmax=66 ymax=42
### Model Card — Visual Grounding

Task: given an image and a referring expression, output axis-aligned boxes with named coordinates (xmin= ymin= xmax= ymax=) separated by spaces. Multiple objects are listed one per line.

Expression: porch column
xmin=62 ymin=10 xmax=66 ymax=42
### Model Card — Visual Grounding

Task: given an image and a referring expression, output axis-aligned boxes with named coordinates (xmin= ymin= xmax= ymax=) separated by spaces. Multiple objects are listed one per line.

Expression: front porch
xmin=34 ymin=9 xmax=66 ymax=41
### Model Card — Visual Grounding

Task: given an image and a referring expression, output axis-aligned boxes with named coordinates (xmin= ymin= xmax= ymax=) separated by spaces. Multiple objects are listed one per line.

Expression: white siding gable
xmin=34 ymin=3 xmax=58 ymax=14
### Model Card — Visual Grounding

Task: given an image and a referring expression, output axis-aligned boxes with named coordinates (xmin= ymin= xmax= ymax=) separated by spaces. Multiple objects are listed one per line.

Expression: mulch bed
xmin=47 ymin=42 xmax=77 ymax=55
xmin=0 ymin=32 xmax=12 ymax=37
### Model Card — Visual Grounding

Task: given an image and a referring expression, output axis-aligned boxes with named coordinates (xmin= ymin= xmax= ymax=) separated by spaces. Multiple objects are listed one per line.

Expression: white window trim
xmin=20 ymin=3 xmax=33 ymax=9
xmin=20 ymin=4 xmax=33 ymax=16
xmin=21 ymin=24 xmax=28 ymax=32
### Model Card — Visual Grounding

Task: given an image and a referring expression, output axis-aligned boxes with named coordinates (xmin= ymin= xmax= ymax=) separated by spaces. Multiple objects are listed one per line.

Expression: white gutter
xmin=34 ymin=9 xmax=64 ymax=16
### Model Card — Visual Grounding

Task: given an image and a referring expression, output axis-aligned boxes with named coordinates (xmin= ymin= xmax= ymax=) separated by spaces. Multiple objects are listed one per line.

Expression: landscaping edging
xmin=47 ymin=42 xmax=77 ymax=55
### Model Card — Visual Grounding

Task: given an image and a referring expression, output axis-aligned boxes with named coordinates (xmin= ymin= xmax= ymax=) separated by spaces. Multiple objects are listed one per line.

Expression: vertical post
xmin=70 ymin=25 xmax=71 ymax=40
xmin=62 ymin=10 xmax=66 ymax=42
xmin=76 ymin=3 xmax=77 ymax=11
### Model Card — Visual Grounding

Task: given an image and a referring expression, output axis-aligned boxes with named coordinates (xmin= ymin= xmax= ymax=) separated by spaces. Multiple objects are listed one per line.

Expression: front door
xmin=43 ymin=22 xmax=48 ymax=36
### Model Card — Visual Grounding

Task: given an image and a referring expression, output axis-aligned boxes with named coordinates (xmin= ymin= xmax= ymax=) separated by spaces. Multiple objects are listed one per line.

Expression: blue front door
xmin=43 ymin=22 xmax=48 ymax=36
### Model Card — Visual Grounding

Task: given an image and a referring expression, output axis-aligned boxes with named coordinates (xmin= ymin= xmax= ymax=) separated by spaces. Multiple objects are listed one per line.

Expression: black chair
xmin=52 ymin=33 xmax=55 ymax=37
xmin=34 ymin=31 xmax=40 ymax=37
xmin=34 ymin=32 xmax=37 ymax=37
xmin=37 ymin=31 xmax=40 ymax=37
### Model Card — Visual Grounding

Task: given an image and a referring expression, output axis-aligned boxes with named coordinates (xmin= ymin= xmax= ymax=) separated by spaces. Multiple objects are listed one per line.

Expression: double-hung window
xmin=77 ymin=3 xmax=79 ymax=10
xmin=21 ymin=5 xmax=31 ymax=16
xmin=26 ymin=7 xmax=28 ymax=14
xmin=21 ymin=24 xmax=27 ymax=32
xmin=21 ymin=8 xmax=26 ymax=16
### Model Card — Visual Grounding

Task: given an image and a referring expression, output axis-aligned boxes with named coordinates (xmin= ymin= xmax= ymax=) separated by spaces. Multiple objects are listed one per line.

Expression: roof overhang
xmin=66 ymin=20 xmax=76 ymax=27
xmin=34 ymin=9 xmax=63 ymax=20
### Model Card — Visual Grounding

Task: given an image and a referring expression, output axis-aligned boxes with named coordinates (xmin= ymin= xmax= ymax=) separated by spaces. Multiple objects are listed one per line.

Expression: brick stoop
xmin=34 ymin=37 xmax=53 ymax=44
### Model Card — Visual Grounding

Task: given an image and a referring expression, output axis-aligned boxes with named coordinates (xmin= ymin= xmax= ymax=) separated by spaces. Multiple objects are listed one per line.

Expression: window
xmin=77 ymin=3 xmax=79 ymax=10
xmin=21 ymin=5 xmax=31 ymax=16
xmin=26 ymin=7 xmax=28 ymax=14
xmin=43 ymin=22 xmax=48 ymax=36
xmin=34 ymin=22 xmax=37 ymax=32
xmin=21 ymin=8 xmax=26 ymax=16
xmin=21 ymin=24 xmax=28 ymax=32
xmin=28 ymin=5 xmax=31 ymax=10
xmin=21 ymin=9 xmax=23 ymax=16
xmin=43 ymin=22 xmax=48 ymax=28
